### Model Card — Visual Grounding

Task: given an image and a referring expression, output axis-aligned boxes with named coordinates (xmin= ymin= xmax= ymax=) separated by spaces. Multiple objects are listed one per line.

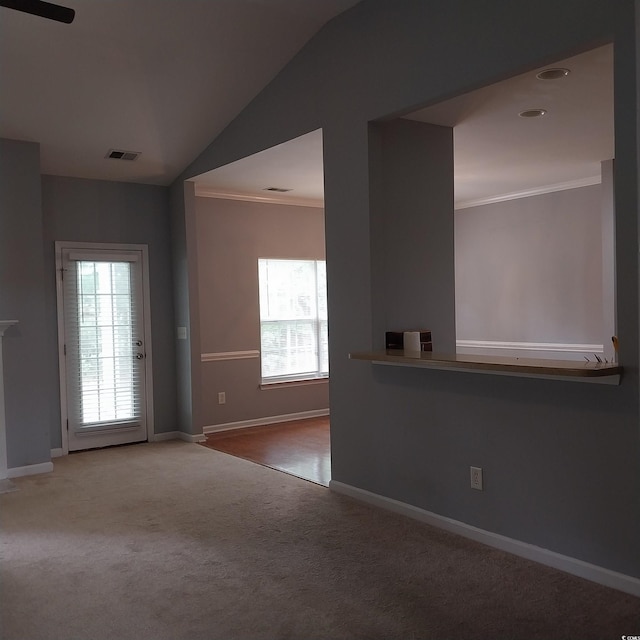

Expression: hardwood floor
xmin=200 ymin=417 xmax=330 ymax=486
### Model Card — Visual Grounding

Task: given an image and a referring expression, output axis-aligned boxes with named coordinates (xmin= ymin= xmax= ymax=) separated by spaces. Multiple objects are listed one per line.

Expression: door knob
xmin=136 ymin=353 xmax=144 ymax=359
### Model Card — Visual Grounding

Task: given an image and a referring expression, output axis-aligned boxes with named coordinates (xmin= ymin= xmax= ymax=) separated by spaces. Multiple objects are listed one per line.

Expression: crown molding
xmin=194 ymin=186 xmax=324 ymax=209
xmin=196 ymin=175 xmax=601 ymax=211
xmin=455 ymin=175 xmax=602 ymax=211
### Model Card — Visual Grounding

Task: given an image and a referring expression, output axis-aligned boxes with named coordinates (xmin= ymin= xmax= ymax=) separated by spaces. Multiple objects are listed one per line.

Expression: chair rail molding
xmin=201 ymin=350 xmax=260 ymax=362
xmin=0 ymin=321 xmax=19 ymax=481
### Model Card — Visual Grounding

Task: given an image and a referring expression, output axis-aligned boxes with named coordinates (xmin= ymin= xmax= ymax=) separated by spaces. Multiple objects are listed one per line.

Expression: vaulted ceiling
xmin=1 ymin=5 xmax=612 ymax=204
xmin=0 ymin=0 xmax=360 ymax=186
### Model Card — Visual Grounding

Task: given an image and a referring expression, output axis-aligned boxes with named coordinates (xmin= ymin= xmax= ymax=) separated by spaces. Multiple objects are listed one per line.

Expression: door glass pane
xmin=75 ymin=261 xmax=137 ymax=425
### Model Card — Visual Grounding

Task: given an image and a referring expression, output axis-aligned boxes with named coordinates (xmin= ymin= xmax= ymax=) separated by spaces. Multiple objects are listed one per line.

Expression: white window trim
xmin=258 ymin=258 xmax=328 ymax=384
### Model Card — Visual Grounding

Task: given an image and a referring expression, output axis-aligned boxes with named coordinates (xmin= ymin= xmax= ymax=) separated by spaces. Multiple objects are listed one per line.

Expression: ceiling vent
xmin=106 ymin=149 xmax=141 ymax=161
xmin=263 ymin=187 xmax=292 ymax=193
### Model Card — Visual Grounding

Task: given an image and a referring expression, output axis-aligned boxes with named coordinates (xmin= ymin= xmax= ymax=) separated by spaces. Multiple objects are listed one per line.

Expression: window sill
xmin=260 ymin=377 xmax=329 ymax=390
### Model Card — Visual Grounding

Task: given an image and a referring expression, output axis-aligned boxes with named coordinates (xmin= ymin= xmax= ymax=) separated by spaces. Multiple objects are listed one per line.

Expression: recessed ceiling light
xmin=536 ymin=67 xmax=571 ymax=80
xmin=519 ymin=109 xmax=547 ymax=118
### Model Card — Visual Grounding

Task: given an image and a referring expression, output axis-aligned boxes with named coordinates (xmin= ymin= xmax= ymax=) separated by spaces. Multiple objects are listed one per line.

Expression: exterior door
xmin=57 ymin=245 xmax=151 ymax=452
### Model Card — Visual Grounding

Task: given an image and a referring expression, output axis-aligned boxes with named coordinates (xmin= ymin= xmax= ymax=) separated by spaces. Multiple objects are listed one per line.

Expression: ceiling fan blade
xmin=0 ymin=0 xmax=75 ymax=23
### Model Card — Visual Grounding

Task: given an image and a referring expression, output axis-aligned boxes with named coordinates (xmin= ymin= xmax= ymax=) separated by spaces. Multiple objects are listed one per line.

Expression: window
xmin=258 ymin=258 xmax=328 ymax=383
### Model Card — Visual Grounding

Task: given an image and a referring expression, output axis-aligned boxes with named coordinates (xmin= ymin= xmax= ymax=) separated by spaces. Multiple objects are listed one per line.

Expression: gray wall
xmin=41 ymin=175 xmax=177 ymax=447
xmin=0 ymin=139 xmax=51 ymax=468
xmin=370 ymin=119 xmax=455 ymax=352
xmin=170 ymin=181 xmax=201 ymax=435
xmin=601 ymin=160 xmax=616 ymax=360
xmin=196 ymin=196 xmax=328 ymax=426
xmin=455 ymin=184 xmax=603 ymax=345
xmin=171 ymin=0 xmax=640 ymax=578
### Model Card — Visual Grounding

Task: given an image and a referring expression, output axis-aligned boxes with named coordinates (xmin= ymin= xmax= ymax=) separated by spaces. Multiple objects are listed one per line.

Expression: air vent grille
xmin=106 ymin=149 xmax=141 ymax=161
xmin=263 ymin=187 xmax=292 ymax=193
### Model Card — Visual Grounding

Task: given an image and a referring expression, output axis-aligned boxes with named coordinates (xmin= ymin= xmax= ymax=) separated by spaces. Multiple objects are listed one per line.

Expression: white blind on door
xmin=63 ymin=253 xmax=143 ymax=430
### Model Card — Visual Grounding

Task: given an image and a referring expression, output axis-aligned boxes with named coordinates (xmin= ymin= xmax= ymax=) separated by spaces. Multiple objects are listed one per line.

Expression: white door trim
xmin=55 ymin=241 xmax=155 ymax=455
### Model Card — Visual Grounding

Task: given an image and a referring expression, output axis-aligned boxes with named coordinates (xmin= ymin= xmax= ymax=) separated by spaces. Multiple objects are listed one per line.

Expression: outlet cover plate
xmin=470 ymin=466 xmax=483 ymax=490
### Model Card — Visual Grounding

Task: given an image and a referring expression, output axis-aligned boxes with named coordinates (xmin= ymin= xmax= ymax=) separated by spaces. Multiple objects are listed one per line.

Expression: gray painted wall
xmin=170 ymin=0 xmax=640 ymax=578
xmin=370 ymin=119 xmax=455 ymax=352
xmin=196 ymin=196 xmax=328 ymax=426
xmin=0 ymin=139 xmax=52 ymax=468
xmin=455 ymin=184 xmax=603 ymax=345
xmin=41 ymin=176 xmax=177 ymax=447
xmin=170 ymin=181 xmax=201 ymax=435
xmin=601 ymin=160 xmax=616 ymax=360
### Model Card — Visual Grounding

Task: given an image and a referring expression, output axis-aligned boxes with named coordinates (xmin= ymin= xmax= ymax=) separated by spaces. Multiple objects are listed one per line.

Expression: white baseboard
xmin=149 ymin=431 xmax=180 ymax=442
xmin=203 ymin=408 xmax=330 ymax=435
xmin=329 ymin=480 xmax=640 ymax=598
xmin=8 ymin=461 xmax=54 ymax=478
xmin=178 ymin=432 xmax=206 ymax=443
xmin=149 ymin=431 xmax=206 ymax=443
xmin=50 ymin=434 xmax=205 ymax=450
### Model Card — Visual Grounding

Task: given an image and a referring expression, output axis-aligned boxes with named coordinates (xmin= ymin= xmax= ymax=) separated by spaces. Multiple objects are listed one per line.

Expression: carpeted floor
xmin=1 ymin=441 xmax=638 ymax=640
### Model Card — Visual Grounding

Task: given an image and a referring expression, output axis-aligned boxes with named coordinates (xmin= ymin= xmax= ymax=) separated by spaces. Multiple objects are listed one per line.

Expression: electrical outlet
xmin=218 ymin=392 xmax=226 ymax=405
xmin=470 ymin=466 xmax=483 ymax=491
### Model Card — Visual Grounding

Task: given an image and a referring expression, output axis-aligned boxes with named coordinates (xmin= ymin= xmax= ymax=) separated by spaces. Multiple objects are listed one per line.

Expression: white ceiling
xmin=194 ymin=129 xmax=325 ymax=207
xmin=408 ymin=44 xmax=613 ymax=207
xmin=0 ymin=0 xmax=360 ymax=186
xmin=193 ymin=44 xmax=613 ymax=208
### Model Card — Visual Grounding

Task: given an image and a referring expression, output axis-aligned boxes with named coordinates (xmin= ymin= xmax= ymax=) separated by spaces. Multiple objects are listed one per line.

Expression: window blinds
xmin=63 ymin=251 xmax=144 ymax=432
xmin=258 ymin=258 xmax=328 ymax=382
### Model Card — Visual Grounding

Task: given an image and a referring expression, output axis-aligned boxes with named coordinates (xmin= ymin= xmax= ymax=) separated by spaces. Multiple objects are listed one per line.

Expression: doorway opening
xmin=189 ymin=129 xmax=331 ymax=485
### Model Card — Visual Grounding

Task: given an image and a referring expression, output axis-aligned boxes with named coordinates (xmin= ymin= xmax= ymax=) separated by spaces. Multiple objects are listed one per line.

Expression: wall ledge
xmin=350 ymin=350 xmax=621 ymax=384
xmin=330 ymin=480 xmax=640 ymax=598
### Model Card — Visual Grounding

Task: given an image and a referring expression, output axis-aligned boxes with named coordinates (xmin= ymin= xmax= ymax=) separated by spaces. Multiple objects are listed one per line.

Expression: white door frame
xmin=55 ymin=241 xmax=155 ymax=455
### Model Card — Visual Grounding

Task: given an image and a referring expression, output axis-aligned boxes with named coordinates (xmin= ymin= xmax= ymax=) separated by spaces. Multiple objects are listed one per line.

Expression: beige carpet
xmin=1 ymin=441 xmax=638 ymax=640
